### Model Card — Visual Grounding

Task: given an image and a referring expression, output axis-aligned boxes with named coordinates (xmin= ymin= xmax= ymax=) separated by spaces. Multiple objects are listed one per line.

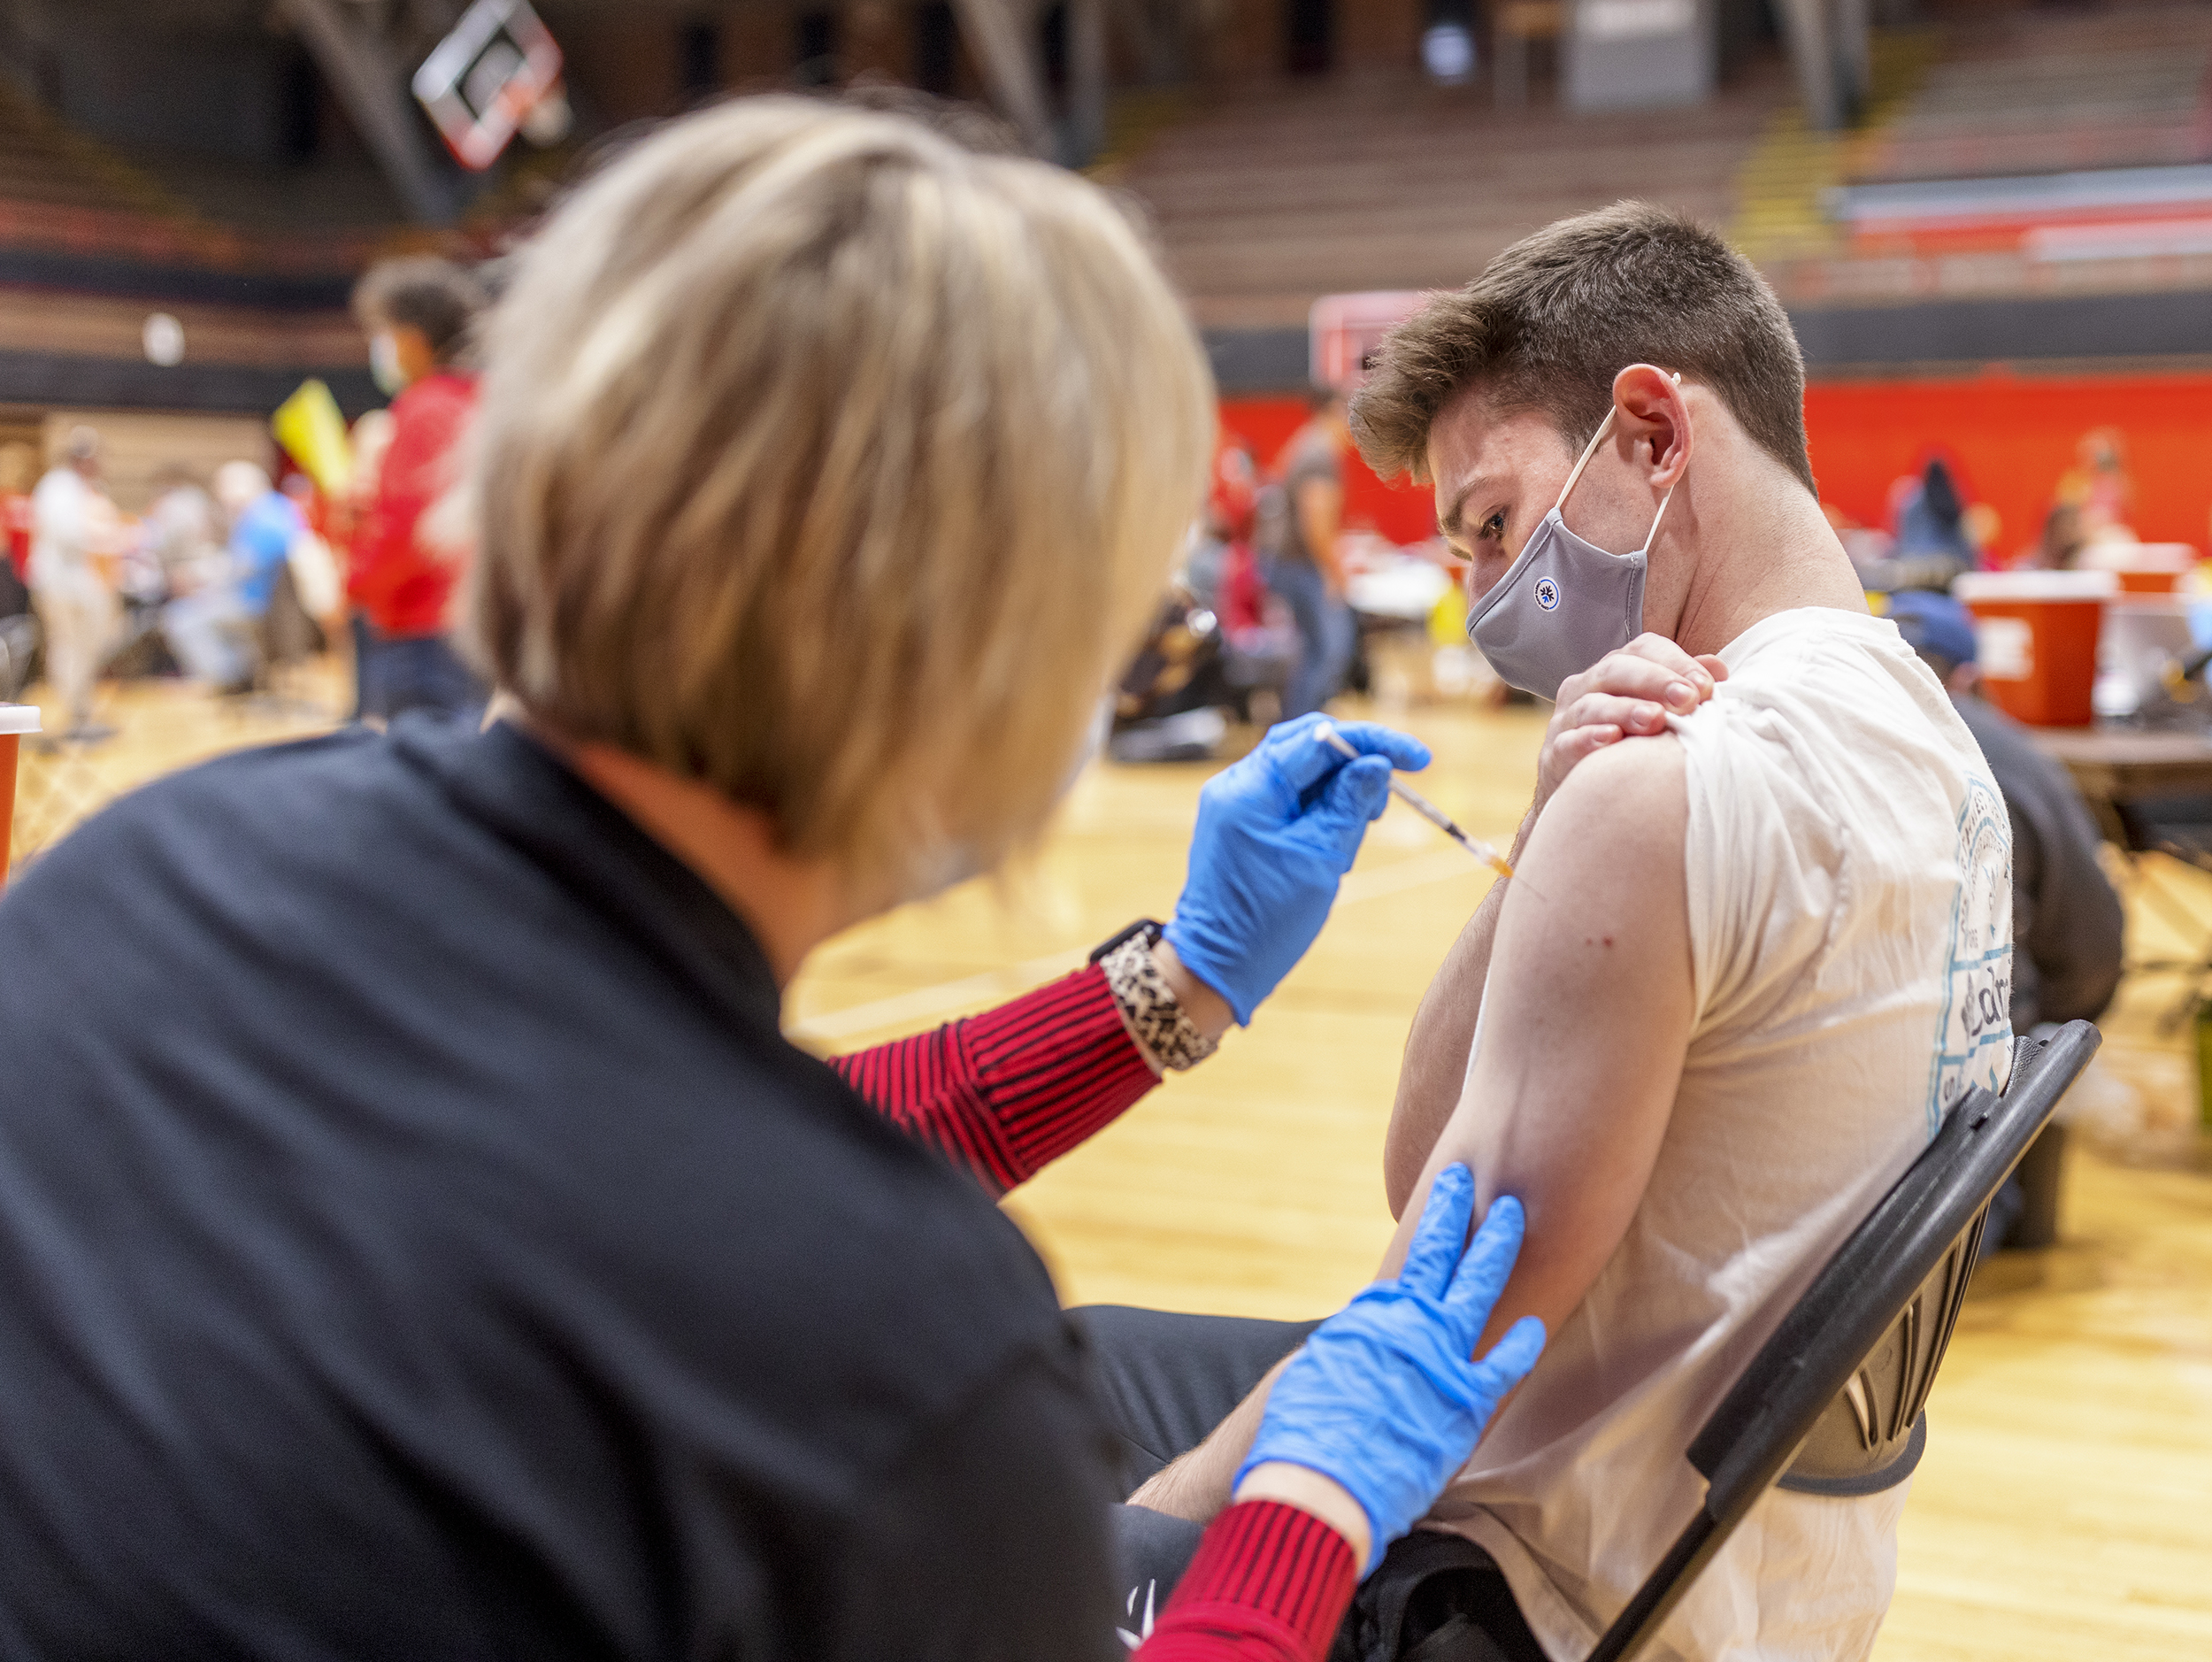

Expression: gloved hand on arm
xmin=1233 ymin=1165 xmax=1545 ymax=1572
xmin=1164 ymin=712 xmax=1432 ymax=1026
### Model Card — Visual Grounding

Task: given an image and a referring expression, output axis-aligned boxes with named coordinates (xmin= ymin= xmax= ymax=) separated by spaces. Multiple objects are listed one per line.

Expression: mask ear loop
xmin=1553 ymin=408 xmax=1618 ymax=515
xmin=1640 ymin=476 xmax=1680 ymax=557
xmin=1560 ymin=372 xmax=1686 ymax=549
xmin=1639 ymin=373 xmax=1687 ymax=555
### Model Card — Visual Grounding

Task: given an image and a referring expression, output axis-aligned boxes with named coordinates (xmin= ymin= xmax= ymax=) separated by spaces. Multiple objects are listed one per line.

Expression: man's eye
xmin=1480 ymin=512 xmax=1507 ymax=541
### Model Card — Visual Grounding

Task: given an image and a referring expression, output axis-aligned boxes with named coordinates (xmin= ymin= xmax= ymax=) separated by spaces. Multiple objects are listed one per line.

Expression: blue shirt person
xmin=163 ymin=462 xmax=303 ymax=690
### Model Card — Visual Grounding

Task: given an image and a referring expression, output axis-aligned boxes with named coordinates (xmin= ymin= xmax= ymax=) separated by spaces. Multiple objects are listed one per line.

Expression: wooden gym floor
xmin=12 ymin=669 xmax=2212 ymax=1660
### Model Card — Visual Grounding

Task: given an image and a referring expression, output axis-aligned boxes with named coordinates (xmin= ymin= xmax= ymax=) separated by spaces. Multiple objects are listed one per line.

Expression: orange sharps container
xmin=0 ymin=703 xmax=40 ymax=894
xmin=1953 ymin=571 xmax=2115 ymax=728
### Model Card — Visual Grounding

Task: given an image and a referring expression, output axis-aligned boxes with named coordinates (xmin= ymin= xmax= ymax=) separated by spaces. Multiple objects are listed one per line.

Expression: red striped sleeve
xmin=829 ymin=966 xmax=1158 ymax=1197
xmin=1137 ymin=1501 xmax=1357 ymax=1661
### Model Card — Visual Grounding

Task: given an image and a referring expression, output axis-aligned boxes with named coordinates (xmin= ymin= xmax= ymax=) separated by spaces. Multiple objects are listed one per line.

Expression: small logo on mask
xmin=1534 ymin=577 xmax=1560 ymax=612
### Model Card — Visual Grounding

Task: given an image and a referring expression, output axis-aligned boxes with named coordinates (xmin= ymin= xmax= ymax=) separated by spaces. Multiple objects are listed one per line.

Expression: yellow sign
xmin=272 ymin=380 xmax=354 ymax=497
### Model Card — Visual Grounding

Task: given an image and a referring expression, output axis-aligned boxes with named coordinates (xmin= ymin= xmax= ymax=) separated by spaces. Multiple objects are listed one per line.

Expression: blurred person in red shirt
xmin=1206 ymin=437 xmax=1273 ymax=635
xmin=0 ymin=442 xmax=35 ymax=619
xmin=1210 ymin=435 xmax=1258 ymax=544
xmin=328 ymin=408 xmax=394 ymax=718
xmin=350 ymin=258 xmax=489 ymax=723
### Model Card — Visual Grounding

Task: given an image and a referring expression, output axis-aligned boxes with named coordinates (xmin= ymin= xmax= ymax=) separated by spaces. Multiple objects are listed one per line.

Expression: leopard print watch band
xmin=1098 ymin=927 xmax=1220 ymax=1074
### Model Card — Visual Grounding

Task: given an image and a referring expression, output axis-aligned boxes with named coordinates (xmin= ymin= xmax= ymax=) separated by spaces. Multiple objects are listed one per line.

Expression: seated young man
xmin=1129 ymin=203 xmax=2015 ymax=1661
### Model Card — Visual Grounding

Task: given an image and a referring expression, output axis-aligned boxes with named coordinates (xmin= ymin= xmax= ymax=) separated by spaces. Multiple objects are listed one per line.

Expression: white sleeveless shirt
xmin=1431 ymin=606 xmax=2015 ymax=1662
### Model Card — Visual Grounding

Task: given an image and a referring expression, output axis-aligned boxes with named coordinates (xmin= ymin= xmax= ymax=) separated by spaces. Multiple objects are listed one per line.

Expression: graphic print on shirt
xmin=1924 ymin=774 xmax=2015 ymax=1136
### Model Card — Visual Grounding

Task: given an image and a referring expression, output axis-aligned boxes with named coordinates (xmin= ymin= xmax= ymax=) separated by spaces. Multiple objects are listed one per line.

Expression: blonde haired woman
xmin=0 ymin=101 xmax=1539 ymax=1660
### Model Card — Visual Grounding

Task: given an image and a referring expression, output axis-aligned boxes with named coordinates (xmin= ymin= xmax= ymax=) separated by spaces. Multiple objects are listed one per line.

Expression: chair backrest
xmin=1583 ymin=1020 xmax=2101 ymax=1662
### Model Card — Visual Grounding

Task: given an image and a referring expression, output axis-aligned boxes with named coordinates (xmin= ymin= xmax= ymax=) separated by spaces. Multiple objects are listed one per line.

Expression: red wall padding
xmin=1217 ymin=396 xmax=1440 ymax=546
xmin=1801 ymin=368 xmax=2212 ymax=559
xmin=1225 ymin=367 xmax=2212 ymax=558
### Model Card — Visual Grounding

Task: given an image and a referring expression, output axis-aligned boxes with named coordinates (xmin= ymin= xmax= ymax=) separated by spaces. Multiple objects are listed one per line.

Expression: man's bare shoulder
xmin=1519 ymin=734 xmax=1686 ymax=889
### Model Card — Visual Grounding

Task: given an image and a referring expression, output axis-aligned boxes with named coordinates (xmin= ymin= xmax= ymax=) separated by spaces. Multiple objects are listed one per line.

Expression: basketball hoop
xmin=1308 ymin=290 xmax=1429 ymax=395
xmin=412 ymin=0 xmax=567 ymax=172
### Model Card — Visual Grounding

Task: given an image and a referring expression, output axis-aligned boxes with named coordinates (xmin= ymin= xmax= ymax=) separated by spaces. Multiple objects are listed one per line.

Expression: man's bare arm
xmin=1384 ymin=812 xmax=1530 ymax=1215
xmin=1133 ymin=737 xmax=1695 ymax=1522
xmin=1385 ymin=637 xmax=1721 ymax=1217
xmin=1375 ymin=738 xmax=1693 ymax=1359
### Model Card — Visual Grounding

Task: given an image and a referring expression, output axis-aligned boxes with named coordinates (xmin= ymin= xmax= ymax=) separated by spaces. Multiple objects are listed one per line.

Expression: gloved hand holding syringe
xmin=1314 ymin=722 xmax=1534 ymax=894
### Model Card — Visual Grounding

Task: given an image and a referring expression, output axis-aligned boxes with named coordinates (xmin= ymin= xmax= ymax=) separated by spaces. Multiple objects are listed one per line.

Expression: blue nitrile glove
xmin=1164 ymin=712 xmax=1432 ymax=1025
xmin=1236 ymin=1165 xmax=1547 ymax=1573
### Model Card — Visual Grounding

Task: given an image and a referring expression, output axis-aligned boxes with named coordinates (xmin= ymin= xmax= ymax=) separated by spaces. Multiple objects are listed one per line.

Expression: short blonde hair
xmin=468 ymin=98 xmax=1212 ymax=903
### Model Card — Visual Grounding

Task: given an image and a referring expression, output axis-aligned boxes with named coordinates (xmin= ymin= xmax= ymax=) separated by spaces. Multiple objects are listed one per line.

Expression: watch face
xmin=1535 ymin=576 xmax=1560 ymax=612
xmin=1092 ymin=917 xmax=1165 ymax=964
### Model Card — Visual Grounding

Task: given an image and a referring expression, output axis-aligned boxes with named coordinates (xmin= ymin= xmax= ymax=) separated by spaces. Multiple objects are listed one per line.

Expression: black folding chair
xmin=1585 ymin=1020 xmax=2101 ymax=1662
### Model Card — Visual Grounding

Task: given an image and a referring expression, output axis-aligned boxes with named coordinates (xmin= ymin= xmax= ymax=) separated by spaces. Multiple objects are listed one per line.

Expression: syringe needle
xmin=1314 ymin=724 xmax=1541 ymax=898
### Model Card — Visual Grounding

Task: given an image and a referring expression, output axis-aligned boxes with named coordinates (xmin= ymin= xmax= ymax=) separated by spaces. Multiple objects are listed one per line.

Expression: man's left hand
xmin=1536 ymin=634 xmax=1723 ymax=816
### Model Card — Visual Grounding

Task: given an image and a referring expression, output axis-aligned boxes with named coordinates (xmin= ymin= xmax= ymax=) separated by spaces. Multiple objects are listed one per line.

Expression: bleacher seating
xmin=1849 ymin=4 xmax=2212 ymax=187
xmin=1114 ymin=65 xmax=1790 ymax=329
xmin=0 ymin=79 xmax=380 ymax=278
xmin=1740 ymin=3 xmax=2212 ymax=300
xmin=1103 ymin=0 xmax=2212 ymax=338
xmin=0 ymin=80 xmax=180 ymax=218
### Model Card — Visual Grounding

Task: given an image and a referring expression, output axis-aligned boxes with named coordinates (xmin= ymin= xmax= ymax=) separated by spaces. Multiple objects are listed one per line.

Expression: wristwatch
xmin=1090 ymin=919 xmax=1220 ymax=1073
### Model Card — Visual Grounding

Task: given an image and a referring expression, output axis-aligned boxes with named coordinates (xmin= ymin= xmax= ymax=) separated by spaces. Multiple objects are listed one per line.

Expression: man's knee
xmin=1107 ymin=1502 xmax=1208 ymax=1636
xmin=1068 ymin=1304 xmax=1319 ymax=1491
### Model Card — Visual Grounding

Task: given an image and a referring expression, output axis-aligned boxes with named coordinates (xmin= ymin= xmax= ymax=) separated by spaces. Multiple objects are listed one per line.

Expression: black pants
xmin=1071 ymin=1306 xmax=1548 ymax=1662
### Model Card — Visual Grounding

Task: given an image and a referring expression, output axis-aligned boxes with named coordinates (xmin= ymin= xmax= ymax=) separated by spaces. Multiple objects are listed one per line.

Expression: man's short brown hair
xmin=1351 ymin=202 xmax=1816 ymax=496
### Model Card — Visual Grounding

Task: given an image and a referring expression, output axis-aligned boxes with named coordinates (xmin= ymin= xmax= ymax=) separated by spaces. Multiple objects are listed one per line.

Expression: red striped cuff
xmin=830 ymin=966 xmax=1157 ymax=1196
xmin=959 ymin=966 xmax=1158 ymax=1177
xmin=1140 ymin=1501 xmax=1357 ymax=1661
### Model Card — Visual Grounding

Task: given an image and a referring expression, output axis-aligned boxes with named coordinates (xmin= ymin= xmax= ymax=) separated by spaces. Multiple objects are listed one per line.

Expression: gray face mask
xmin=1464 ymin=402 xmax=1680 ymax=701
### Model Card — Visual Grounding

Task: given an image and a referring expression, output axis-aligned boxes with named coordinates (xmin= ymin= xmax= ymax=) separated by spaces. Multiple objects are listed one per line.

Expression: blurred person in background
xmin=164 ymin=462 xmax=303 ymax=692
xmin=0 ymin=443 xmax=35 ymax=700
xmin=330 ymin=406 xmax=396 ymax=718
xmin=0 ymin=100 xmax=1554 ymax=1662
xmin=1261 ymin=387 xmax=1356 ymax=719
xmin=2028 ymin=501 xmax=2089 ymax=570
xmin=141 ymin=465 xmax=224 ymax=598
xmin=1886 ymin=590 xmax=2122 ymax=1038
xmin=349 ymin=256 xmax=488 ymax=723
xmin=0 ymin=442 xmax=33 ymax=621
xmin=1890 ymin=456 xmax=1975 ymax=581
xmin=28 ymin=426 xmax=120 ymax=741
xmin=1887 ymin=589 xmax=2120 ymax=1252
xmin=1185 ymin=434 xmax=1258 ymax=606
xmin=279 ymin=470 xmax=347 ymax=656
xmin=2058 ymin=426 xmax=2135 ymax=542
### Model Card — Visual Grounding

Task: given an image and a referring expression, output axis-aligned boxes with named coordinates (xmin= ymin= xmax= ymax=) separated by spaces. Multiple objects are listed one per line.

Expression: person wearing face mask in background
xmin=348 ymin=257 xmax=490 ymax=724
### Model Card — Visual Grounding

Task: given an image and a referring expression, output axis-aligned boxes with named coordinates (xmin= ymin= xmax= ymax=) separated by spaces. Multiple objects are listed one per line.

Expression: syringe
xmin=1315 ymin=723 xmax=1526 ymax=889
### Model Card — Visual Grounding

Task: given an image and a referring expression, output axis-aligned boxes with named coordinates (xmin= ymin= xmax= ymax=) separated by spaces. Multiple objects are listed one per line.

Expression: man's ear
xmin=1610 ymin=365 xmax=1691 ymax=490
